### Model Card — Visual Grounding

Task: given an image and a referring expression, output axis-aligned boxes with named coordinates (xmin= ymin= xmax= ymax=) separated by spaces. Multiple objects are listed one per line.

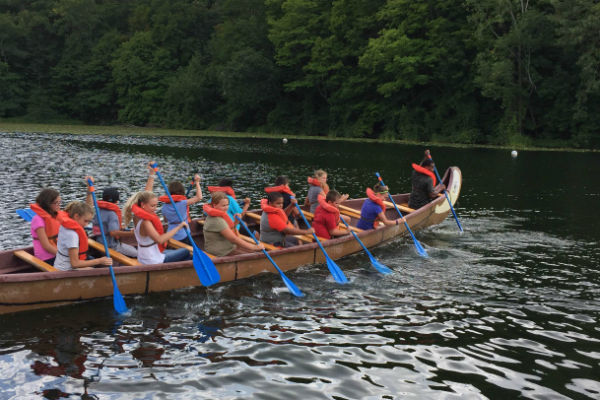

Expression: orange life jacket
xmin=203 ymin=203 xmax=237 ymax=235
xmin=264 ymin=185 xmax=296 ymax=197
xmin=366 ymin=188 xmax=386 ymax=211
xmin=412 ymin=163 xmax=437 ymax=186
xmin=307 ymin=177 xmax=329 ymax=195
xmin=366 ymin=188 xmax=386 ymax=228
xmin=30 ymin=203 xmax=65 ymax=245
xmin=60 ymin=216 xmax=89 ymax=260
xmin=158 ymin=195 xmax=191 ymax=222
xmin=260 ymin=198 xmax=292 ymax=232
xmin=96 ymin=201 xmax=123 ymax=228
xmin=207 ymin=186 xmax=236 ymax=198
xmin=317 ymin=195 xmax=340 ymax=222
xmin=132 ymin=203 xmax=166 ymax=252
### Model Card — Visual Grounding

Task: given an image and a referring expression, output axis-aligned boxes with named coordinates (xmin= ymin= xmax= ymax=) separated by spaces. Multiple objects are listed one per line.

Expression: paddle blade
xmin=413 ymin=237 xmax=428 ymax=258
xmin=192 ymin=248 xmax=221 ymax=287
xmin=16 ymin=209 xmax=34 ymax=222
xmin=279 ymin=271 xmax=305 ymax=297
xmin=326 ymin=257 xmax=348 ymax=284
xmin=111 ymin=278 xmax=129 ymax=314
xmin=368 ymin=256 xmax=393 ymax=275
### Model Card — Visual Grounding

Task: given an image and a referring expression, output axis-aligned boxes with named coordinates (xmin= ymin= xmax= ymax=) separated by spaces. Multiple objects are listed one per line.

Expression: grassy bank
xmin=0 ymin=121 xmax=595 ymax=153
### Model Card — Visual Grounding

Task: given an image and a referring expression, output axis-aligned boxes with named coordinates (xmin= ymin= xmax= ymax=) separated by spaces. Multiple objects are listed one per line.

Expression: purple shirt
xmin=357 ymin=199 xmax=383 ymax=230
xmin=31 ymin=215 xmax=55 ymax=261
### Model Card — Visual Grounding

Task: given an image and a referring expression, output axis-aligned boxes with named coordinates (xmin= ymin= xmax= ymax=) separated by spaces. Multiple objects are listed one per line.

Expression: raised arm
xmin=187 ymin=174 xmax=203 ymax=206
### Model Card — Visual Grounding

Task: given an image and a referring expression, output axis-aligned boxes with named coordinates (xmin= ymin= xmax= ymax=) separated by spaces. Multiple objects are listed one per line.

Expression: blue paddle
xmin=87 ymin=178 xmax=129 ymax=314
xmin=375 ymin=173 xmax=428 ymax=257
xmin=425 ymin=150 xmax=463 ymax=232
xmin=339 ymin=217 xmax=392 ymax=274
xmin=291 ymin=196 xmax=348 ymax=284
xmin=150 ymin=162 xmax=220 ymax=287
xmin=235 ymin=215 xmax=304 ymax=297
xmin=16 ymin=208 xmax=36 ymax=222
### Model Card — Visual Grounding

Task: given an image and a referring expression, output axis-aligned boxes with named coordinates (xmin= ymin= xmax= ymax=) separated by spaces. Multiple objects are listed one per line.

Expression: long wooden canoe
xmin=0 ymin=167 xmax=462 ymax=315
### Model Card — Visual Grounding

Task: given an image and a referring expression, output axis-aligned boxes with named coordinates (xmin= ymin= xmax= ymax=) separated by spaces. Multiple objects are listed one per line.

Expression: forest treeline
xmin=1 ymin=0 xmax=598 ymax=148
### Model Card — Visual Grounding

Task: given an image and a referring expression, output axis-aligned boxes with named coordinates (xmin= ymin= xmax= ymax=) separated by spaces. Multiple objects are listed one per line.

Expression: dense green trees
xmin=0 ymin=0 xmax=598 ymax=148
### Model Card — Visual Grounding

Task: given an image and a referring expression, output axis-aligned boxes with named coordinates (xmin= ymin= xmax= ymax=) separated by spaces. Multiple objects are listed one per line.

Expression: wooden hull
xmin=0 ymin=167 xmax=462 ymax=315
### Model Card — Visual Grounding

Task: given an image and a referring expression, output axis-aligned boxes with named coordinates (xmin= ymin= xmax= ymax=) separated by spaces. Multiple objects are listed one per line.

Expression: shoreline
xmin=0 ymin=121 xmax=596 ymax=153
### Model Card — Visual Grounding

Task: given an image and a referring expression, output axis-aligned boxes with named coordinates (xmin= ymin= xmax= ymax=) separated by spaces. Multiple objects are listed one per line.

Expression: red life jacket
xmin=412 ymin=163 xmax=437 ymax=186
xmin=30 ymin=203 xmax=65 ymax=245
xmin=264 ymin=185 xmax=296 ymax=197
xmin=207 ymin=186 xmax=236 ymax=198
xmin=60 ymin=216 xmax=89 ymax=260
xmin=132 ymin=203 xmax=166 ymax=252
xmin=158 ymin=195 xmax=191 ymax=222
xmin=203 ymin=203 xmax=237 ymax=235
xmin=260 ymin=198 xmax=292 ymax=232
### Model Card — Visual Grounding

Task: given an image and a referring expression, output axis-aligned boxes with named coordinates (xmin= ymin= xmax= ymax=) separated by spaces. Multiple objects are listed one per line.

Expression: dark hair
xmin=218 ymin=178 xmax=233 ymax=187
xmin=102 ymin=187 xmax=120 ymax=203
xmin=168 ymin=181 xmax=185 ymax=196
xmin=274 ymin=175 xmax=289 ymax=186
xmin=267 ymin=192 xmax=283 ymax=203
xmin=373 ymin=183 xmax=388 ymax=193
xmin=35 ymin=188 xmax=60 ymax=217
xmin=420 ymin=159 xmax=434 ymax=167
xmin=326 ymin=190 xmax=340 ymax=203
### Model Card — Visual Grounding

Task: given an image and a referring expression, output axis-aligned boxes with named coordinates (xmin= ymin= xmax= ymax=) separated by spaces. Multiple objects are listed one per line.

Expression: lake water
xmin=0 ymin=131 xmax=598 ymax=399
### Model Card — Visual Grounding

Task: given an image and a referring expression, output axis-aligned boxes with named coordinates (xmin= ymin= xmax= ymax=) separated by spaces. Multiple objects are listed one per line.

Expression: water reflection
xmin=0 ymin=131 xmax=599 ymax=399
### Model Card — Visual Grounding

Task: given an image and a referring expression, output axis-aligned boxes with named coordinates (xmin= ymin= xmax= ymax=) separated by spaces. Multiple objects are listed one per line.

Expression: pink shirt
xmin=31 ymin=215 xmax=56 ymax=261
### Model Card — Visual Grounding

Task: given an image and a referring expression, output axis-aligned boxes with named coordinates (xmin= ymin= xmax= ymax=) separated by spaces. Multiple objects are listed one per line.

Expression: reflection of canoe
xmin=0 ymin=167 xmax=462 ymax=315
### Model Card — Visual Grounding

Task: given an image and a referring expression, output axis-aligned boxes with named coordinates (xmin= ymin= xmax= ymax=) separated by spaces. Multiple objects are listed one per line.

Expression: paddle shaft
xmin=150 ymin=166 xmax=195 ymax=243
xmin=291 ymin=197 xmax=348 ymax=283
xmin=87 ymin=179 xmax=128 ymax=313
xmin=426 ymin=151 xmax=463 ymax=232
xmin=375 ymin=172 xmax=428 ymax=257
xmin=339 ymin=217 xmax=392 ymax=274
xmin=150 ymin=162 xmax=220 ymax=286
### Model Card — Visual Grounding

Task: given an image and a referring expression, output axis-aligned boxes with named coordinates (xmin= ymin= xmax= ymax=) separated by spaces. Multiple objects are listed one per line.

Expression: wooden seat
xmin=14 ymin=250 xmax=58 ymax=272
xmin=167 ymin=238 xmax=216 ymax=259
xmin=383 ymin=201 xmax=415 ymax=213
xmin=88 ymin=238 xmax=140 ymax=266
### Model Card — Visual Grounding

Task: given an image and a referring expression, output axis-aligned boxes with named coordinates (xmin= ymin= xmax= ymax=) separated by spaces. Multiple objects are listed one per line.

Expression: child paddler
xmin=53 ymin=201 xmax=112 ymax=271
xmin=305 ymin=169 xmax=329 ymax=213
xmin=207 ymin=178 xmax=250 ymax=230
xmin=30 ymin=188 xmax=64 ymax=265
xmin=85 ymin=178 xmax=138 ymax=258
xmin=356 ymin=183 xmax=404 ymax=230
xmin=125 ymin=191 xmax=192 ymax=265
xmin=312 ymin=190 xmax=351 ymax=240
xmin=260 ymin=192 xmax=314 ymax=247
xmin=265 ymin=175 xmax=299 ymax=224
xmin=159 ymin=174 xmax=203 ymax=245
xmin=203 ymin=191 xmax=264 ymax=257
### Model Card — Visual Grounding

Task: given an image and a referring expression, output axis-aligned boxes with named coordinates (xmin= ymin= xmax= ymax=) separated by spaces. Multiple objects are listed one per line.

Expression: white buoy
xmin=511 ymin=150 xmax=518 ymax=158
xmin=282 ymin=138 xmax=288 ymax=144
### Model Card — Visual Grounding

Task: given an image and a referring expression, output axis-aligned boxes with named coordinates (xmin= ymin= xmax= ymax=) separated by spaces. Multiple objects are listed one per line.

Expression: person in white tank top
xmin=126 ymin=188 xmax=192 ymax=265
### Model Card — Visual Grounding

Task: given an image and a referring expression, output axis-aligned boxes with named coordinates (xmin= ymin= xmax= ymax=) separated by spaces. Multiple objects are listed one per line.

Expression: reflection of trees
xmin=30 ymin=331 xmax=87 ymax=379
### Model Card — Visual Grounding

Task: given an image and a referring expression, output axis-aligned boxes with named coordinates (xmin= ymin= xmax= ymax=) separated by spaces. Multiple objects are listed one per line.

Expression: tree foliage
xmin=0 ymin=0 xmax=597 ymax=148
